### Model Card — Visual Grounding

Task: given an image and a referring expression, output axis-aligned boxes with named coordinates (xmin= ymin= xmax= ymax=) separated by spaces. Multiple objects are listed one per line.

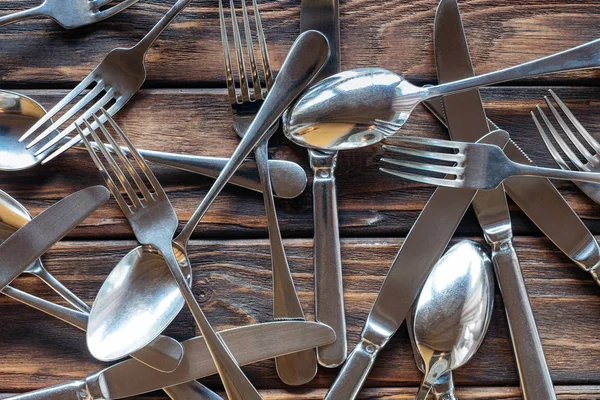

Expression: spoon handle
xmin=29 ymin=264 xmax=91 ymax=313
xmin=425 ymin=39 xmax=600 ymax=100
xmin=175 ymin=30 xmax=330 ymax=245
xmin=0 ymin=4 xmax=46 ymax=27
xmin=132 ymin=0 xmax=192 ymax=54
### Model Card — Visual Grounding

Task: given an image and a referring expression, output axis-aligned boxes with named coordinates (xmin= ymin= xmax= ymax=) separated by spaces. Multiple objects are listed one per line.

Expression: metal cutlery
xmin=299 ymin=0 xmax=347 ymax=368
xmin=0 ymin=185 xmax=109 ymax=292
xmin=18 ymin=0 xmax=194 ymax=163
xmin=218 ymin=0 xmax=316 ymax=385
xmin=381 ymin=132 xmax=600 ymax=190
xmin=81 ymin=31 xmax=327 ymax=373
xmin=6 ymin=321 xmax=335 ymax=400
xmin=407 ymin=240 xmax=494 ymax=400
xmin=78 ymin=110 xmax=262 ymax=399
xmin=533 ymin=89 xmax=600 ymax=205
xmin=430 ymin=1 xmax=556 ymax=397
xmin=0 ymin=0 xmax=139 ymax=29
xmin=283 ymin=39 xmax=600 ymax=151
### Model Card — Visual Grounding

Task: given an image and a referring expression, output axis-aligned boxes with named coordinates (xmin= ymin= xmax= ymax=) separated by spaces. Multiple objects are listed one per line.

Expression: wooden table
xmin=1 ymin=0 xmax=600 ymax=398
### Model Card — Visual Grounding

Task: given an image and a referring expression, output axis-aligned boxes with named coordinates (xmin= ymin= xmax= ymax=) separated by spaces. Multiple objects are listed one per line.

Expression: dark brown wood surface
xmin=0 ymin=0 xmax=599 ymax=398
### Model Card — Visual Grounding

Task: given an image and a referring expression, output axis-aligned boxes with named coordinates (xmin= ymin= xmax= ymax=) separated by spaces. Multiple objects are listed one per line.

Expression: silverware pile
xmin=0 ymin=0 xmax=599 ymax=399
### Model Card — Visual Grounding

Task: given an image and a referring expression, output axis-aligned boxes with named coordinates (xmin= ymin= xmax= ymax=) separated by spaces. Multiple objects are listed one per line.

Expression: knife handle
xmin=324 ymin=338 xmax=378 ymax=400
xmin=309 ymin=149 xmax=347 ymax=367
xmin=6 ymin=381 xmax=90 ymax=400
xmin=492 ymin=240 xmax=557 ymax=400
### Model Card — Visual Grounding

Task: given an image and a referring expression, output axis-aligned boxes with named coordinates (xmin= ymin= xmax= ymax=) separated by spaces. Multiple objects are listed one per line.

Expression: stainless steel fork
xmin=380 ymin=130 xmax=600 ymax=190
xmin=218 ymin=0 xmax=317 ymax=385
xmin=18 ymin=0 xmax=193 ymax=163
xmin=0 ymin=0 xmax=139 ymax=28
xmin=78 ymin=109 xmax=263 ymax=400
xmin=532 ymin=89 xmax=600 ymax=205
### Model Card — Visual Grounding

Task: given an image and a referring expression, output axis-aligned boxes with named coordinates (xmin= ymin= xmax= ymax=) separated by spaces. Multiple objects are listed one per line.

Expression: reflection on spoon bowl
xmin=87 ymin=244 xmax=191 ymax=362
xmin=0 ymin=90 xmax=60 ymax=171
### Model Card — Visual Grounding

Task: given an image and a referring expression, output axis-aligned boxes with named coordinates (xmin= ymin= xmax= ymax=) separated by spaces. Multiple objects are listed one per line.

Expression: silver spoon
xmin=0 ymin=90 xmax=306 ymax=198
xmin=283 ymin=39 xmax=600 ymax=152
xmin=86 ymin=30 xmax=329 ymax=368
xmin=407 ymin=240 xmax=494 ymax=400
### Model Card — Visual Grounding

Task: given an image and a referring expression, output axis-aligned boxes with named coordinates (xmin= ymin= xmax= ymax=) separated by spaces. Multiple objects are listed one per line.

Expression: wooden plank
xmin=0 ymin=236 xmax=598 ymax=395
xmin=0 ymin=0 xmax=599 ymax=88
xmin=1 ymin=87 xmax=600 ymax=238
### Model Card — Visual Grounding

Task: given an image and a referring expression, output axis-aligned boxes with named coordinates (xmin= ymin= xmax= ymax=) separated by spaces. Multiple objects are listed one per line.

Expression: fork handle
xmin=0 ymin=4 xmax=46 ymax=26
xmin=513 ymin=163 xmax=600 ymax=185
xmin=426 ymin=39 xmax=600 ymax=99
xmin=132 ymin=0 xmax=192 ymax=54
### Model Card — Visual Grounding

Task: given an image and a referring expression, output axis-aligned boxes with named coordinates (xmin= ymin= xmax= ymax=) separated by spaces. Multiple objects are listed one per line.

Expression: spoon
xmin=407 ymin=240 xmax=494 ymax=400
xmin=283 ymin=39 xmax=600 ymax=151
xmin=86 ymin=30 xmax=329 ymax=368
xmin=0 ymin=90 xmax=306 ymax=199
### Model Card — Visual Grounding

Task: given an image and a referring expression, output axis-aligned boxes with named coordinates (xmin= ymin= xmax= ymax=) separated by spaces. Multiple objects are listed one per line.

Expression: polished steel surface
xmin=0 ymin=0 xmax=138 ymax=29
xmin=283 ymin=39 xmax=600 ymax=151
xmin=382 ymin=132 xmax=600 ymax=190
xmin=219 ymin=0 xmax=316 ymax=385
xmin=408 ymin=241 xmax=494 ymax=400
xmin=534 ymin=89 xmax=600 ymax=206
xmin=80 ymin=111 xmax=262 ymax=399
xmin=300 ymin=0 xmax=347 ymax=368
xmin=432 ymin=2 xmax=556 ymax=397
xmin=6 ymin=321 xmax=336 ymax=400
xmin=0 ymin=186 xmax=109 ymax=292
xmin=18 ymin=0 xmax=194 ymax=163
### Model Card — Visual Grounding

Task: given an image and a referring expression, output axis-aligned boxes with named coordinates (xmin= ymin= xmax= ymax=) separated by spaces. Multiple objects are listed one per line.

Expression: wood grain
xmin=1 ymin=87 xmax=600 ymax=239
xmin=0 ymin=237 xmax=599 ymax=397
xmin=0 ymin=0 xmax=599 ymax=88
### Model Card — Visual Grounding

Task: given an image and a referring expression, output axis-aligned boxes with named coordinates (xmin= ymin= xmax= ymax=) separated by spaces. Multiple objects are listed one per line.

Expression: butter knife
xmin=7 ymin=321 xmax=336 ymax=400
xmin=430 ymin=0 xmax=556 ymax=398
xmin=0 ymin=185 xmax=109 ymax=291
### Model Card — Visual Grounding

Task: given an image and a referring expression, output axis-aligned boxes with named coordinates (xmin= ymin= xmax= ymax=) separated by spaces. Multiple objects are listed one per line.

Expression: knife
xmin=0 ymin=186 xmax=109 ymax=292
xmin=7 ymin=321 xmax=336 ymax=400
xmin=430 ymin=0 xmax=556 ymax=398
xmin=300 ymin=0 xmax=347 ymax=367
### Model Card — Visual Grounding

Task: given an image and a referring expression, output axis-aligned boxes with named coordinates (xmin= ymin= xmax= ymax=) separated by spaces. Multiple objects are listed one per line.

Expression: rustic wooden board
xmin=1 ymin=0 xmax=599 ymax=88
xmin=0 ymin=237 xmax=599 ymax=397
xmin=1 ymin=87 xmax=600 ymax=240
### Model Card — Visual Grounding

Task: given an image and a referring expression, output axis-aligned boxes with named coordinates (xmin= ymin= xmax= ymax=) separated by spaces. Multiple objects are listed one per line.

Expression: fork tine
xmin=94 ymin=0 xmax=139 ymax=19
xmin=536 ymin=104 xmax=588 ymax=171
xmin=549 ymin=89 xmax=600 ymax=154
xmin=26 ymin=83 xmax=106 ymax=148
xmin=19 ymin=75 xmax=97 ymax=142
xmin=93 ymin=0 xmax=116 ymax=7
xmin=531 ymin=111 xmax=572 ymax=171
xmin=241 ymin=0 xmax=262 ymax=100
xmin=91 ymin=113 xmax=154 ymax=204
xmin=33 ymin=89 xmax=116 ymax=155
xmin=77 ymin=123 xmax=132 ymax=215
xmin=101 ymin=110 xmax=166 ymax=199
xmin=229 ymin=0 xmax=250 ymax=102
xmin=379 ymin=168 xmax=463 ymax=188
xmin=382 ymin=144 xmax=465 ymax=163
xmin=545 ymin=96 xmax=594 ymax=163
xmin=253 ymin=0 xmax=272 ymax=90
xmin=82 ymin=118 xmax=143 ymax=209
xmin=219 ymin=0 xmax=238 ymax=105
xmin=385 ymin=135 xmax=465 ymax=151
xmin=380 ymin=157 xmax=464 ymax=176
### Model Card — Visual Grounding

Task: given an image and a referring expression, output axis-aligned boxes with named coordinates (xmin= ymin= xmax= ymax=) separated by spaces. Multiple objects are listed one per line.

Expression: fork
xmin=380 ymin=130 xmax=600 ymax=190
xmin=0 ymin=0 xmax=139 ymax=29
xmin=218 ymin=0 xmax=317 ymax=385
xmin=18 ymin=0 xmax=193 ymax=163
xmin=532 ymin=89 xmax=600 ymax=205
xmin=78 ymin=109 xmax=263 ymax=400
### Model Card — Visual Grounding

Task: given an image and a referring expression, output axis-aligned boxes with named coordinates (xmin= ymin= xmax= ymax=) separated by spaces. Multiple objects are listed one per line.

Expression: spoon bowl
xmin=0 ymin=90 xmax=59 ymax=171
xmin=408 ymin=240 xmax=494 ymax=399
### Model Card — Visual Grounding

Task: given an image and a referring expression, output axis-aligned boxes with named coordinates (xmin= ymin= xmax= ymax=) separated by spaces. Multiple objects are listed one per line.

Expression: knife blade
xmin=7 ymin=321 xmax=335 ymax=400
xmin=300 ymin=0 xmax=347 ymax=367
xmin=0 ymin=186 xmax=109 ymax=291
xmin=432 ymin=0 xmax=556 ymax=398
